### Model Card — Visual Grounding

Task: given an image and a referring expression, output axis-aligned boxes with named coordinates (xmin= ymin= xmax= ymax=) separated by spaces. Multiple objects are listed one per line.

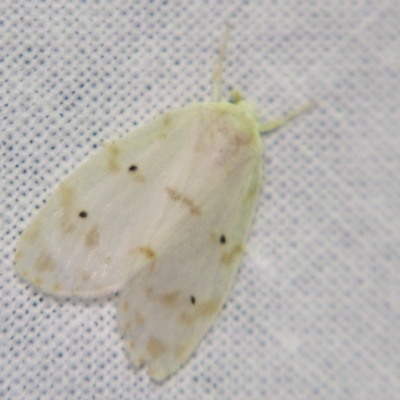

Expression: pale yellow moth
xmin=14 ymin=26 xmax=312 ymax=381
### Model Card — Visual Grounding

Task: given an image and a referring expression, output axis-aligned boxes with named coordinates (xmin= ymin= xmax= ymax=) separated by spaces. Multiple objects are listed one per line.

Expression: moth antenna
xmin=260 ymin=100 xmax=318 ymax=133
xmin=212 ymin=22 xmax=231 ymax=102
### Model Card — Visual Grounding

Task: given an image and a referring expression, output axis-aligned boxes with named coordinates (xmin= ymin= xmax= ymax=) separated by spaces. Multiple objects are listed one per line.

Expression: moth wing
xmin=14 ymin=107 xmax=214 ymax=297
xmin=117 ymin=103 xmax=262 ymax=380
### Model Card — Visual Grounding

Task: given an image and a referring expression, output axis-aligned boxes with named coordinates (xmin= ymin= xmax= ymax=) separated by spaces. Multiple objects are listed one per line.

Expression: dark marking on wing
xmin=165 ymin=186 xmax=201 ymax=216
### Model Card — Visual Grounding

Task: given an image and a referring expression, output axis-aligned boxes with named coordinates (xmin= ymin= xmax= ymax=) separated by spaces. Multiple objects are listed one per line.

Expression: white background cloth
xmin=1 ymin=1 xmax=400 ymax=399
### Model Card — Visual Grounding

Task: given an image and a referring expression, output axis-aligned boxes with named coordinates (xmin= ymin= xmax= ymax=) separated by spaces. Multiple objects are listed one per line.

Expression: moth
xmin=14 ymin=26 xmax=312 ymax=381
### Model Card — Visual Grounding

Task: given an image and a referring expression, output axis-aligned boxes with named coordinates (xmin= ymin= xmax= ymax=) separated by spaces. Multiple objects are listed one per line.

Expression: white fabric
xmin=1 ymin=1 xmax=400 ymax=399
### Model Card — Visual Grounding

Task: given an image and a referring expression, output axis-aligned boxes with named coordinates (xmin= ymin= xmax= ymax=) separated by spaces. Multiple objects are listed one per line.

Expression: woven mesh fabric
xmin=2 ymin=1 xmax=400 ymax=399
